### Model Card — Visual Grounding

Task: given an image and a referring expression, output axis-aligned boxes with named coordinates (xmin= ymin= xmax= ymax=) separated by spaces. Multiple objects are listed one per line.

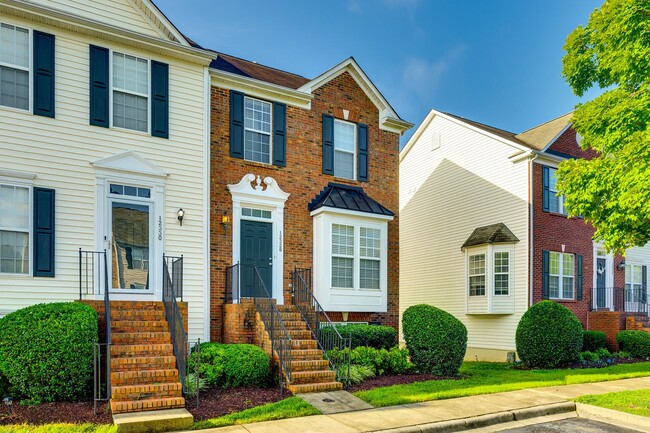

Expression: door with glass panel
xmin=108 ymin=184 xmax=152 ymax=293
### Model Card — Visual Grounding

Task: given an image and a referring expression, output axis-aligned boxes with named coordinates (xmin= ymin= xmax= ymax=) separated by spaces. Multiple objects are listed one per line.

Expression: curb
xmin=369 ymin=402 xmax=576 ymax=433
xmin=576 ymin=402 xmax=650 ymax=433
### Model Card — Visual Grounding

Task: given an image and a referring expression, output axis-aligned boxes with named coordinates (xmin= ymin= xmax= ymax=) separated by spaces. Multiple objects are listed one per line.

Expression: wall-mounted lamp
xmin=177 ymin=208 xmax=185 ymax=226
xmin=221 ymin=214 xmax=230 ymax=235
xmin=617 ymin=260 xmax=626 ymax=271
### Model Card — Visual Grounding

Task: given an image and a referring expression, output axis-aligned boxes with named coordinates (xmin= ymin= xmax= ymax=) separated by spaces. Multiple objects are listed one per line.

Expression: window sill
xmin=550 ymin=298 xmax=577 ymax=303
xmin=110 ymin=126 xmax=151 ymax=137
xmin=0 ymin=104 xmax=32 ymax=116
xmin=242 ymin=160 xmax=281 ymax=170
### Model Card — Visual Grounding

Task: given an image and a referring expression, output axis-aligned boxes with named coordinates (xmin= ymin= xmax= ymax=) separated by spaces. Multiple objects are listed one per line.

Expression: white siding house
xmin=0 ymin=0 xmax=214 ymax=341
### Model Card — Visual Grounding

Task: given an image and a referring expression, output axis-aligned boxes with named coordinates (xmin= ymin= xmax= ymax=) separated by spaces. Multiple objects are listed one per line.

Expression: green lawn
xmin=575 ymin=389 xmax=650 ymax=417
xmin=354 ymin=361 xmax=650 ymax=407
xmin=0 ymin=424 xmax=117 ymax=433
xmin=192 ymin=396 xmax=320 ymax=430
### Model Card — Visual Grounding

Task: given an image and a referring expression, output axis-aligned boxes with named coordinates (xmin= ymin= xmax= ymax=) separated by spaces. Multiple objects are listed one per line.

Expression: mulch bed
xmin=0 ymin=400 xmax=112 ymax=426
xmin=186 ymin=386 xmax=287 ymax=421
xmin=348 ymin=373 xmax=452 ymax=392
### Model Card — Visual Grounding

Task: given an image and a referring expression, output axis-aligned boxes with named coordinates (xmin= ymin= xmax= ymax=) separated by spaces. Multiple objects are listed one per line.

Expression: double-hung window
xmin=468 ymin=254 xmax=486 ymax=296
xmin=0 ymin=23 xmax=29 ymax=111
xmin=546 ymin=167 xmax=566 ymax=214
xmin=334 ymin=119 xmax=356 ymax=180
xmin=112 ymin=52 xmax=149 ymax=133
xmin=332 ymin=224 xmax=354 ymax=288
xmin=625 ymin=264 xmax=645 ymax=302
xmin=360 ymin=227 xmax=381 ymax=289
xmin=549 ymin=252 xmax=574 ymax=299
xmin=331 ymin=223 xmax=383 ymax=290
xmin=494 ymin=251 xmax=510 ymax=295
xmin=244 ymin=97 xmax=272 ymax=163
xmin=467 ymin=249 xmax=512 ymax=297
xmin=0 ymin=184 xmax=30 ymax=274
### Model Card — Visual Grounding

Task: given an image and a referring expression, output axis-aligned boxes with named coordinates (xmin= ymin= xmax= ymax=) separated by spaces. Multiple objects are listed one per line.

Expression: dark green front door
xmin=241 ymin=220 xmax=272 ymax=298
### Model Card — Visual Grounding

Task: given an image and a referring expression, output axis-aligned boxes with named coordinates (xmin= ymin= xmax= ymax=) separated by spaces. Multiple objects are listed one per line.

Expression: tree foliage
xmin=558 ymin=0 xmax=650 ymax=252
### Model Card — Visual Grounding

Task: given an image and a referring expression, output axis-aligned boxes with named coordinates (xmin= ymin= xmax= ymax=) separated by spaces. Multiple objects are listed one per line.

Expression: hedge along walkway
xmin=354 ymin=362 xmax=650 ymax=407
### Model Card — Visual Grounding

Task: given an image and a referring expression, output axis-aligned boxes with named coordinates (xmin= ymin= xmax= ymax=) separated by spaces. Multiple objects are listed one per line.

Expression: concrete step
xmin=290 ymin=359 xmax=330 ymax=372
xmin=110 ymin=343 xmax=174 ymax=358
xmin=110 ymin=396 xmax=185 ymax=414
xmin=290 ymin=349 xmax=324 ymax=360
xmin=112 ymin=332 xmax=172 ymax=345
xmin=111 ymin=320 xmax=169 ymax=333
xmin=111 ymin=355 xmax=176 ymax=372
xmin=112 ymin=382 xmax=183 ymax=401
xmin=286 ymin=381 xmax=343 ymax=394
xmin=290 ymin=370 xmax=337 ymax=384
xmin=113 ymin=408 xmax=193 ymax=433
xmin=111 ymin=368 xmax=179 ymax=386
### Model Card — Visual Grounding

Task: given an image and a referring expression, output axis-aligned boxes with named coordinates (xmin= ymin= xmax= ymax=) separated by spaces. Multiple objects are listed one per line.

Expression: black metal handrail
xmin=591 ymin=286 xmax=649 ymax=314
xmin=163 ymin=255 xmax=187 ymax=392
xmin=225 ymin=263 xmax=240 ymax=303
xmin=291 ymin=268 xmax=351 ymax=385
xmin=248 ymin=265 xmax=293 ymax=389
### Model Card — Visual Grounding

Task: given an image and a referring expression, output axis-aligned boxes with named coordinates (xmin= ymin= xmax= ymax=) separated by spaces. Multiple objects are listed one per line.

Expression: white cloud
xmin=402 ymin=44 xmax=466 ymax=98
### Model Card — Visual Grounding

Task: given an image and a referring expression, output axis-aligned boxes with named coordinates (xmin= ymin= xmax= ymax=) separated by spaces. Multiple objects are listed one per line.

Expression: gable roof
xmin=515 ymin=112 xmax=573 ymax=151
xmin=210 ymin=52 xmax=310 ymax=89
xmin=134 ymin=0 xmax=191 ymax=45
xmin=442 ymin=112 xmax=531 ymax=148
xmin=309 ymin=183 xmax=394 ymax=217
xmin=462 ymin=223 xmax=519 ymax=249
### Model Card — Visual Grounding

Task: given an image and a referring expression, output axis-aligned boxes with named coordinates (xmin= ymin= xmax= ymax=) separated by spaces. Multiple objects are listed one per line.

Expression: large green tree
xmin=558 ymin=0 xmax=650 ymax=253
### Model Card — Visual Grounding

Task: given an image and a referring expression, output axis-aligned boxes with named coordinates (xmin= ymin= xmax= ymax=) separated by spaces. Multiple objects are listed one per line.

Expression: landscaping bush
xmin=583 ymin=330 xmax=607 ymax=352
xmin=337 ymin=364 xmax=375 ymax=385
xmin=326 ymin=345 xmax=413 ymax=376
xmin=515 ymin=301 xmax=583 ymax=368
xmin=402 ymin=304 xmax=467 ymax=376
xmin=617 ymin=330 xmax=650 ymax=358
xmin=319 ymin=324 xmax=397 ymax=350
xmin=0 ymin=302 xmax=98 ymax=403
xmin=188 ymin=342 xmax=270 ymax=388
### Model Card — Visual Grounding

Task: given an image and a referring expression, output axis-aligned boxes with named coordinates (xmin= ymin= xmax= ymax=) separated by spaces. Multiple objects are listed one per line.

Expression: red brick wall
xmin=210 ymin=72 xmax=400 ymax=341
xmin=587 ymin=311 xmax=620 ymax=351
xmin=547 ymin=126 xmax=598 ymax=159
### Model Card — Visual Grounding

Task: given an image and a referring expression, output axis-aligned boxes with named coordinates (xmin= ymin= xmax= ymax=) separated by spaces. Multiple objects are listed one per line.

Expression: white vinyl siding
xmin=0 ymin=23 xmax=30 ymax=111
xmin=0 ymin=16 xmax=209 ymax=340
xmin=243 ymin=97 xmax=271 ymax=164
xmin=334 ymin=119 xmax=356 ymax=180
xmin=0 ymin=184 xmax=30 ymax=274
xmin=549 ymin=252 xmax=574 ymax=300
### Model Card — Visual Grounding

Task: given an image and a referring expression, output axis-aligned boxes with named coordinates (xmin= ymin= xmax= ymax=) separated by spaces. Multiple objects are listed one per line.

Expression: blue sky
xmin=155 ymin=0 xmax=603 ymax=145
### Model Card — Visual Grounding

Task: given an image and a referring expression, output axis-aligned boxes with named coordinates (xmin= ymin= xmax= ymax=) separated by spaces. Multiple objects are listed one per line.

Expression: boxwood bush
xmin=188 ymin=342 xmax=270 ymax=388
xmin=0 ymin=302 xmax=98 ymax=403
xmin=402 ymin=304 xmax=467 ymax=376
xmin=327 ymin=345 xmax=412 ymax=376
xmin=616 ymin=330 xmax=650 ymax=358
xmin=582 ymin=330 xmax=607 ymax=352
xmin=319 ymin=324 xmax=397 ymax=350
xmin=515 ymin=301 xmax=583 ymax=368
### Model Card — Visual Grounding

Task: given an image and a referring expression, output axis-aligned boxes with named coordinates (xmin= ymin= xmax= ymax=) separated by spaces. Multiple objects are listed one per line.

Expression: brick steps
xmin=110 ymin=397 xmax=185 ymax=414
xmin=112 ymin=320 xmax=169 ymax=333
xmin=286 ymin=381 xmax=343 ymax=394
xmin=290 ymin=349 xmax=325 ymax=360
xmin=112 ymin=332 xmax=171 ymax=345
xmin=289 ymin=339 xmax=317 ymax=350
xmin=111 ymin=368 xmax=179 ymax=386
xmin=290 ymin=359 xmax=330 ymax=371
xmin=112 ymin=382 xmax=183 ymax=400
xmin=291 ymin=370 xmax=337 ymax=384
xmin=111 ymin=355 xmax=176 ymax=372
xmin=110 ymin=344 xmax=174 ymax=358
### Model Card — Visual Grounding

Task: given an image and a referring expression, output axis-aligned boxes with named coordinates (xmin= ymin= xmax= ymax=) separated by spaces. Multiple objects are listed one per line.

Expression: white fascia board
xmin=210 ymin=69 xmax=313 ymax=109
xmin=309 ymin=206 xmax=394 ymax=221
xmin=0 ymin=0 xmax=214 ymax=65
xmin=400 ymin=109 xmax=437 ymax=162
xmin=509 ymin=150 xmax=535 ymax=164
xmin=532 ymin=151 xmax=566 ymax=167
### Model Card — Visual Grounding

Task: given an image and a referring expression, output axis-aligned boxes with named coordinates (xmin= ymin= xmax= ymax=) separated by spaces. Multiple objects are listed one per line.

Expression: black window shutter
xmin=33 ymin=31 xmax=55 ymax=118
xmin=542 ymin=166 xmax=550 ymax=212
xmin=272 ymin=102 xmax=286 ymax=166
xmin=357 ymin=123 xmax=369 ymax=182
xmin=322 ymin=114 xmax=334 ymax=175
xmin=229 ymin=90 xmax=244 ymax=158
xmin=89 ymin=45 xmax=109 ymax=127
xmin=576 ymin=254 xmax=583 ymax=301
xmin=542 ymin=250 xmax=550 ymax=299
xmin=642 ymin=265 xmax=648 ymax=303
xmin=33 ymin=188 xmax=55 ymax=277
xmin=151 ymin=61 xmax=169 ymax=138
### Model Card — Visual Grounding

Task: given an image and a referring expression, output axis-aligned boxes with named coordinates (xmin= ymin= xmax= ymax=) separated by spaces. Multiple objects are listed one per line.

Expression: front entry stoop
xmin=113 ymin=408 xmax=193 ymax=433
xmin=109 ymin=301 xmax=186 ymax=415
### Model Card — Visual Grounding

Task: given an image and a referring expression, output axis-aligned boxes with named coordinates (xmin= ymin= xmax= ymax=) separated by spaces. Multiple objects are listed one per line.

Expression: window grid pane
xmin=360 ymin=259 xmax=379 ymax=289
xmin=0 ymin=24 xmax=29 ymax=68
xmin=494 ymin=252 xmax=509 ymax=295
xmin=113 ymin=91 xmax=148 ymax=132
xmin=469 ymin=254 xmax=486 ymax=296
xmin=549 ymin=252 xmax=574 ymax=299
xmin=0 ymin=230 xmax=28 ymax=274
xmin=332 ymin=257 xmax=353 ymax=288
xmin=0 ymin=65 xmax=28 ymax=110
xmin=0 ymin=184 xmax=29 ymax=230
xmin=334 ymin=120 xmax=356 ymax=179
xmin=548 ymin=168 xmax=565 ymax=214
xmin=332 ymin=224 xmax=354 ymax=256
xmin=360 ymin=227 xmax=380 ymax=258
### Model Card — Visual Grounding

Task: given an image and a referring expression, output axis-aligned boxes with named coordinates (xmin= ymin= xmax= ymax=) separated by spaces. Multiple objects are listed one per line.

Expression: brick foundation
xmin=587 ymin=311 xmax=621 ymax=351
xmin=223 ymin=301 xmax=257 ymax=344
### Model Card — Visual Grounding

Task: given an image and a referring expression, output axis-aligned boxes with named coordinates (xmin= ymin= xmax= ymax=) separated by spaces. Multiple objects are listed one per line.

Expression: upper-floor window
xmin=0 ymin=23 xmax=30 ymax=111
xmin=549 ymin=251 xmax=574 ymax=299
xmin=0 ymin=183 xmax=30 ymax=274
xmin=544 ymin=167 xmax=566 ymax=215
xmin=112 ymin=52 xmax=149 ymax=133
xmin=334 ymin=119 xmax=356 ymax=180
xmin=244 ymin=97 xmax=272 ymax=164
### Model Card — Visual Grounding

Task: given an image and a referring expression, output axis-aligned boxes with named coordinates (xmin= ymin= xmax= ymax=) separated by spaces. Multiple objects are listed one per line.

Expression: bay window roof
xmin=308 ymin=183 xmax=394 ymax=217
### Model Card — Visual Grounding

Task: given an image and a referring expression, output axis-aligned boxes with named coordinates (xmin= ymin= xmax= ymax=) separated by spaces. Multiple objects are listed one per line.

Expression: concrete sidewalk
xmin=186 ymin=377 xmax=650 ymax=433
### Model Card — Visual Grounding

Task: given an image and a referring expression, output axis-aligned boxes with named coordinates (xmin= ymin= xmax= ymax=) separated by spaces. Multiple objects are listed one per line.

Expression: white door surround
xmin=228 ymin=174 xmax=289 ymax=304
xmin=593 ymin=244 xmax=614 ymax=310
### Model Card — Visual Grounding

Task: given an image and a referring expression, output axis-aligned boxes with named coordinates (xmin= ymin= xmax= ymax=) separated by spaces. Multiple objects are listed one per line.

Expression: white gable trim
xmin=91 ymin=150 xmax=168 ymax=178
xmin=299 ymin=58 xmax=412 ymax=134
xmin=130 ymin=0 xmax=190 ymax=46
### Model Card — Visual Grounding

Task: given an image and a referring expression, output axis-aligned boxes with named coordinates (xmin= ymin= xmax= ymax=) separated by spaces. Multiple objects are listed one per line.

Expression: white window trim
xmin=549 ymin=251 xmax=575 ymax=300
xmin=0 ymin=176 xmax=34 ymax=277
xmin=468 ymin=252 xmax=486 ymax=297
xmin=0 ymin=21 xmax=32 ymax=114
xmin=465 ymin=245 xmax=514 ymax=298
xmin=243 ymin=96 xmax=273 ymax=165
xmin=493 ymin=250 xmax=511 ymax=296
xmin=109 ymin=50 xmax=151 ymax=135
xmin=334 ymin=119 xmax=357 ymax=181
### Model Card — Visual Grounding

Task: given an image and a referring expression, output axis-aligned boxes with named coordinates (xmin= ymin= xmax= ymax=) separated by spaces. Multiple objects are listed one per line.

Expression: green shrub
xmin=319 ymin=324 xmax=397 ymax=350
xmin=184 ymin=373 xmax=208 ymax=398
xmin=515 ymin=301 xmax=583 ymax=368
xmin=594 ymin=347 xmax=611 ymax=358
xmin=188 ymin=342 xmax=270 ymax=388
xmin=617 ymin=330 xmax=650 ymax=358
xmin=337 ymin=364 xmax=375 ymax=385
xmin=582 ymin=330 xmax=607 ymax=352
xmin=326 ymin=345 xmax=413 ymax=376
xmin=402 ymin=304 xmax=467 ymax=376
xmin=579 ymin=351 xmax=600 ymax=362
xmin=0 ymin=302 xmax=98 ymax=403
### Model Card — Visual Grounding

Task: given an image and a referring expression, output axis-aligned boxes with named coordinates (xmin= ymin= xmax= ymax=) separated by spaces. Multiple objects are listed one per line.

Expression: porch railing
xmin=163 ymin=255 xmax=187 ymax=392
xmin=78 ymin=249 xmax=111 ymax=414
xmin=590 ymin=287 xmax=649 ymax=315
xmin=292 ymin=268 xmax=351 ymax=385
xmin=225 ymin=263 xmax=240 ymax=303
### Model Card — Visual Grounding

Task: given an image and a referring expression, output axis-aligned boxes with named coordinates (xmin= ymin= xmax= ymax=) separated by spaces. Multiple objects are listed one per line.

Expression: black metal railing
xmin=591 ymin=287 xmax=649 ymax=314
xmin=292 ymin=268 xmax=351 ymax=385
xmin=225 ymin=263 xmax=240 ymax=303
xmin=79 ymin=249 xmax=112 ymax=415
xmin=163 ymin=255 xmax=187 ymax=392
xmin=187 ymin=339 xmax=202 ymax=408
xmin=249 ymin=265 xmax=293 ymax=390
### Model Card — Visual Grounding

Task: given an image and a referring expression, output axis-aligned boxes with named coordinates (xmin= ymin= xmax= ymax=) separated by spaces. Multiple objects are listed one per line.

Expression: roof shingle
xmin=462 ymin=223 xmax=519 ymax=249
xmin=308 ymin=183 xmax=394 ymax=216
